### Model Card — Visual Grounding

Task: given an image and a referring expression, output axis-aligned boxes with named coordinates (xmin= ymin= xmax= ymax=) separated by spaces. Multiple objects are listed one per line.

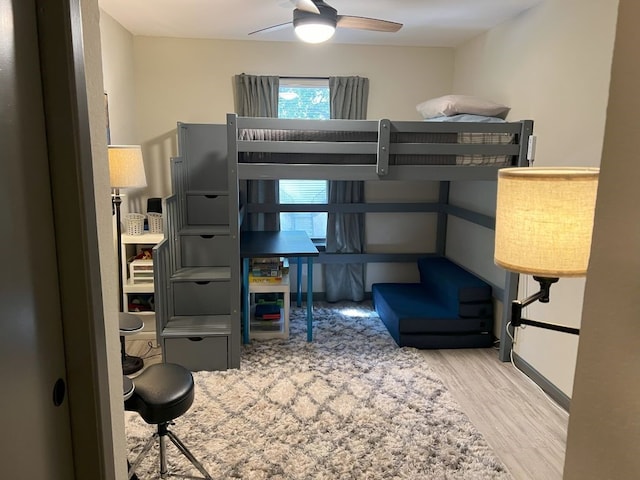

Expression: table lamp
xmin=494 ymin=167 xmax=599 ymax=335
xmin=108 ymin=145 xmax=147 ymax=374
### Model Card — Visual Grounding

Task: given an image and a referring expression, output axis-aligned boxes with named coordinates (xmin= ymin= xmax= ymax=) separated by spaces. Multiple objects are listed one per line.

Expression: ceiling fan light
xmin=293 ymin=6 xmax=337 ymax=43
xmin=294 ymin=23 xmax=335 ymax=43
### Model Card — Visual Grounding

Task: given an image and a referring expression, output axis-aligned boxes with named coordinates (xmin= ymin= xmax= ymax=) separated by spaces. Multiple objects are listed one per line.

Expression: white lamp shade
xmin=294 ymin=23 xmax=336 ymax=43
xmin=108 ymin=145 xmax=147 ymax=189
xmin=495 ymin=167 xmax=599 ymax=277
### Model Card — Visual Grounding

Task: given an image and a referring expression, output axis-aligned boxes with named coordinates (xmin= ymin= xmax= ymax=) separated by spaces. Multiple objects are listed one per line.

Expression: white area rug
xmin=125 ymin=302 xmax=511 ymax=479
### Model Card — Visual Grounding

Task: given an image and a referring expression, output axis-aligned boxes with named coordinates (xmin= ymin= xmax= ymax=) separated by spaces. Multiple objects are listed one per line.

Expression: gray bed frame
xmin=225 ymin=113 xmax=534 ymax=361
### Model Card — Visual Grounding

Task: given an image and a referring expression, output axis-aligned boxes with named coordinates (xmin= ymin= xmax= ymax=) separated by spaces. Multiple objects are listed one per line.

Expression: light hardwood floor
xmin=125 ymin=340 xmax=568 ymax=479
xmin=418 ymin=348 xmax=568 ymax=480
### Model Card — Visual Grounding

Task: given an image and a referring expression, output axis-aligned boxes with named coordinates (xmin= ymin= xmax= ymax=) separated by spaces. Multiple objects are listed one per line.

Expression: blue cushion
xmin=372 ymin=284 xmax=492 ymax=335
xmin=417 ymin=257 xmax=492 ymax=307
xmin=371 ymin=257 xmax=495 ymax=349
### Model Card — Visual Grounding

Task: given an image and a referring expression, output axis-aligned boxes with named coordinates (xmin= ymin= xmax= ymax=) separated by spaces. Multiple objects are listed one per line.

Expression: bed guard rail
xmin=227 ymin=114 xmax=534 ymax=178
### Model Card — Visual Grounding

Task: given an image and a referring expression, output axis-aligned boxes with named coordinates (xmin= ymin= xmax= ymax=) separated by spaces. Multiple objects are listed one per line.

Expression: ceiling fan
xmin=249 ymin=0 xmax=403 ymax=44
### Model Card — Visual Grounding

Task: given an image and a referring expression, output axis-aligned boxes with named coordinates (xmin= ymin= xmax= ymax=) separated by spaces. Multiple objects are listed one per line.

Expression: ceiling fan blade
xmin=337 ymin=15 xmax=403 ymax=33
xmin=248 ymin=21 xmax=293 ymax=36
xmin=291 ymin=0 xmax=321 ymax=14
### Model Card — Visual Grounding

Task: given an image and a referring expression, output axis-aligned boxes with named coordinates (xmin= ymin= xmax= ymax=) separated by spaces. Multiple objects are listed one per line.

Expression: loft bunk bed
xmin=225 ymin=113 xmax=534 ymax=360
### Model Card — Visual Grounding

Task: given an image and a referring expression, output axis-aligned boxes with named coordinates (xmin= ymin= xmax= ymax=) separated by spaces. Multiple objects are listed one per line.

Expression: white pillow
xmin=416 ymin=95 xmax=510 ymax=119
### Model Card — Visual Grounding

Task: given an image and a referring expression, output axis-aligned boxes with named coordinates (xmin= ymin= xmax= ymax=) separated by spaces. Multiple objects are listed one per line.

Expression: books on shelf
xmin=255 ymin=293 xmax=284 ymax=306
xmin=250 ymin=257 xmax=289 ymax=278
xmin=249 ymin=273 xmax=286 ymax=284
xmin=254 ymin=303 xmax=281 ymax=320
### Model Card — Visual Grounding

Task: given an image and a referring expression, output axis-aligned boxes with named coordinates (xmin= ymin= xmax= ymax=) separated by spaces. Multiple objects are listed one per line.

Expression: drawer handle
xmin=188 ymin=337 xmax=204 ymax=342
xmin=200 ymin=235 xmax=214 ymax=239
xmin=204 ymin=195 xmax=218 ymax=199
xmin=195 ymin=281 xmax=210 ymax=285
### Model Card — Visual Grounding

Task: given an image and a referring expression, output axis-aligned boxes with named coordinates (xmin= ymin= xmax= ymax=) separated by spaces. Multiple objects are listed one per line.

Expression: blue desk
xmin=241 ymin=231 xmax=319 ymax=343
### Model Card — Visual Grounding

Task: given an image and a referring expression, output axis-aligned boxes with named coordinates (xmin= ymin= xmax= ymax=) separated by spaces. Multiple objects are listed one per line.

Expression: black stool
xmin=119 ymin=312 xmax=144 ymax=375
xmin=125 ymin=363 xmax=213 ymax=480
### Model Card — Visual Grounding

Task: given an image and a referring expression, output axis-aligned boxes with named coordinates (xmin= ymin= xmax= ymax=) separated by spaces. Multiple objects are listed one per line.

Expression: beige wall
xmin=100 ymin=13 xmax=138 ymax=145
xmin=452 ymin=0 xmax=619 ymax=396
xmin=564 ymin=0 xmax=640 ymax=476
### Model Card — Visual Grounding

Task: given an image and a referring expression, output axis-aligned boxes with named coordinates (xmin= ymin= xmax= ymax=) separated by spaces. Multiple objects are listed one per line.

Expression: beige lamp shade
xmin=494 ymin=167 xmax=599 ymax=277
xmin=108 ymin=145 xmax=147 ymax=189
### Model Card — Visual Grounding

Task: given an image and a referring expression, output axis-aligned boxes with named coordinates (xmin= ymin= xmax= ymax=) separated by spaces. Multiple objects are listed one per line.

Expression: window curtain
xmin=234 ymin=74 xmax=280 ymax=231
xmin=324 ymin=76 xmax=369 ymax=302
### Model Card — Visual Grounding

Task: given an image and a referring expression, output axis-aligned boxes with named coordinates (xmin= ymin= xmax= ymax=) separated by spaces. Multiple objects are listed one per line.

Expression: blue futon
xmin=372 ymin=257 xmax=494 ymax=349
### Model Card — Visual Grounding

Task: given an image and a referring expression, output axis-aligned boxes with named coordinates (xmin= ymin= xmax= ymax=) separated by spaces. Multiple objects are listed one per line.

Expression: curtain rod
xmin=239 ymin=73 xmax=329 ymax=80
xmin=280 ymin=76 xmax=329 ymax=80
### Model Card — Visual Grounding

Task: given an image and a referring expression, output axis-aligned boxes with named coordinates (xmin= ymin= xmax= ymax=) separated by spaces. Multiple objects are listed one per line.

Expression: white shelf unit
xmin=249 ymin=273 xmax=290 ymax=340
xmin=121 ymin=232 xmax=163 ymax=342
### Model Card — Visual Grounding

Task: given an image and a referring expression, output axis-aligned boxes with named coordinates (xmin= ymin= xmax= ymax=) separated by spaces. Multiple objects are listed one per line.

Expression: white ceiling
xmin=98 ymin=0 xmax=543 ymax=48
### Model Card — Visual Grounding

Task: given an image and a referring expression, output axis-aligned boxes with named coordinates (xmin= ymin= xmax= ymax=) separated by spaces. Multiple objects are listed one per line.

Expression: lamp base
xmin=122 ymin=354 xmax=144 ymax=375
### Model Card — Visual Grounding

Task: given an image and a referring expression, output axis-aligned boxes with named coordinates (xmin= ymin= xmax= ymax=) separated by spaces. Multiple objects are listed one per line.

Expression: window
xmin=278 ymin=180 xmax=328 ymax=239
xmin=278 ymin=78 xmax=330 ymax=240
xmin=278 ymin=78 xmax=330 ymax=120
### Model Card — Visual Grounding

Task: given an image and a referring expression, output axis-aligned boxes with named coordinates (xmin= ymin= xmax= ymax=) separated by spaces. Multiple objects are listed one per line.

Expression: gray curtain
xmin=324 ymin=76 xmax=369 ymax=302
xmin=234 ymin=74 xmax=280 ymax=231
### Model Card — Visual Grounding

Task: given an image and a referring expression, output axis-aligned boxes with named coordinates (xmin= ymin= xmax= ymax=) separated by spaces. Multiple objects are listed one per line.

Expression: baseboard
xmin=512 ymin=352 xmax=571 ymax=412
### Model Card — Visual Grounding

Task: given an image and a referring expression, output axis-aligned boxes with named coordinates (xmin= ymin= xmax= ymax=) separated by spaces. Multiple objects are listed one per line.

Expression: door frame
xmin=36 ymin=0 xmax=117 ymax=477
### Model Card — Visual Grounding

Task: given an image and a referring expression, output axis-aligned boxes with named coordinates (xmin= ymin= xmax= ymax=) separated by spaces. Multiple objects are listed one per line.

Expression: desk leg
xmin=307 ymin=257 xmax=313 ymax=342
xmin=296 ymin=257 xmax=302 ymax=307
xmin=242 ymin=257 xmax=250 ymax=344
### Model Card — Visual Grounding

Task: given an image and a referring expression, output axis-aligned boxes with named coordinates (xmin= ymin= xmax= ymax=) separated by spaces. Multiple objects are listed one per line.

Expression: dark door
xmin=0 ymin=0 xmax=75 ymax=476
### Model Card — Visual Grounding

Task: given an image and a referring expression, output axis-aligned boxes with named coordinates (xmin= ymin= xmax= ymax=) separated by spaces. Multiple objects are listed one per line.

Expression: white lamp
xmin=293 ymin=4 xmax=336 ymax=43
xmin=109 ymin=145 xmax=147 ymax=192
xmin=495 ymin=167 xmax=599 ymax=334
xmin=108 ymin=145 xmax=147 ymax=374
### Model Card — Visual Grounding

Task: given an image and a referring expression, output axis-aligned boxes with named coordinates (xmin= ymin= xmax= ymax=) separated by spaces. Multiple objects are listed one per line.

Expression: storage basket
xmin=147 ymin=212 xmax=163 ymax=234
xmin=125 ymin=213 xmax=145 ymax=236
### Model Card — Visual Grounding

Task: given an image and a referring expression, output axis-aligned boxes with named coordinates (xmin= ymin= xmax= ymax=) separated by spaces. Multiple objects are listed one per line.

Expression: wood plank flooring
xmin=417 ymin=348 xmax=569 ymax=480
xmin=124 ymin=340 xmax=568 ymax=479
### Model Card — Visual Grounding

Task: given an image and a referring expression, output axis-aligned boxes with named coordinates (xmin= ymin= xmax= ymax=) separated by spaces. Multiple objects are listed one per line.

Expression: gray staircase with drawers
xmin=154 ymin=123 xmax=240 ymax=370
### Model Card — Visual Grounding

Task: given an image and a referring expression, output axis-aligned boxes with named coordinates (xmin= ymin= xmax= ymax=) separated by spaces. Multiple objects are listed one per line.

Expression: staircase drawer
xmin=164 ymin=336 xmax=228 ymax=371
xmin=181 ymin=234 xmax=232 ymax=267
xmin=173 ymin=281 xmax=230 ymax=316
xmin=186 ymin=194 xmax=228 ymax=225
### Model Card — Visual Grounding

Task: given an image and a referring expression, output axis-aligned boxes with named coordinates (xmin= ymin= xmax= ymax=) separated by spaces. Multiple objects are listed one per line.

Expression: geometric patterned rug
xmin=125 ymin=301 xmax=512 ymax=479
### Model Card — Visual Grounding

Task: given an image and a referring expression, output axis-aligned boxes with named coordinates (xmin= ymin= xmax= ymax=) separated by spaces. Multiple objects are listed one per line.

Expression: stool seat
xmin=125 ymin=363 xmax=194 ymax=425
xmin=119 ymin=312 xmax=144 ymax=334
